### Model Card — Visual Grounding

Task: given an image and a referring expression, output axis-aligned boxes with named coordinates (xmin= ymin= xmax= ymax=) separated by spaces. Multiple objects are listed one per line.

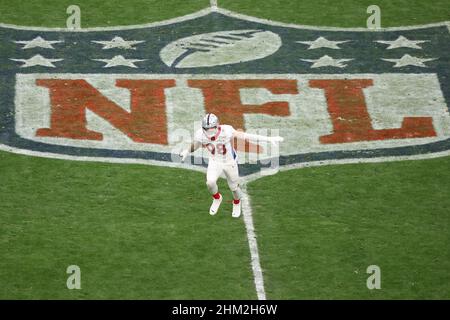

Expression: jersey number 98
xmin=205 ymin=143 xmax=227 ymax=155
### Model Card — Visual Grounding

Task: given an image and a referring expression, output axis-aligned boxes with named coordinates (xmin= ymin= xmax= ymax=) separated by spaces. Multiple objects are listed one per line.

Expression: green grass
xmin=0 ymin=151 xmax=255 ymax=299
xmin=0 ymin=0 xmax=448 ymax=28
xmin=248 ymin=157 xmax=450 ymax=299
xmin=1 ymin=0 xmax=449 ymax=299
xmin=221 ymin=0 xmax=450 ymax=27
xmin=0 ymin=0 xmax=210 ymax=27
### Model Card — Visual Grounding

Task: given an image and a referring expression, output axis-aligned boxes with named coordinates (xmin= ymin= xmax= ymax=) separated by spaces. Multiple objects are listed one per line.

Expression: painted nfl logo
xmin=1 ymin=7 xmax=450 ymax=178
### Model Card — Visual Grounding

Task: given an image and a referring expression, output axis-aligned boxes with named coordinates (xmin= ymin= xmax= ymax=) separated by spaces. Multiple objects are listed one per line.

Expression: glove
xmin=179 ymin=149 xmax=189 ymax=163
xmin=270 ymin=136 xmax=284 ymax=143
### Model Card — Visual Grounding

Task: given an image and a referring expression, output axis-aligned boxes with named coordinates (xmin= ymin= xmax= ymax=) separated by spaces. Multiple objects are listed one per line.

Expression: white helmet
xmin=202 ymin=113 xmax=219 ymax=130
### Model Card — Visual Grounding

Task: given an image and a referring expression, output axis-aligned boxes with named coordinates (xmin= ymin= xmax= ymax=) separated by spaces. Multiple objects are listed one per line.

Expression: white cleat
xmin=209 ymin=194 xmax=222 ymax=215
xmin=232 ymin=201 xmax=241 ymax=218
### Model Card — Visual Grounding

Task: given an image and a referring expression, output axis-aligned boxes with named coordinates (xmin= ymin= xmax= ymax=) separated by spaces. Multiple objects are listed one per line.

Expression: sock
xmin=233 ymin=199 xmax=240 ymax=205
xmin=212 ymin=192 xmax=221 ymax=200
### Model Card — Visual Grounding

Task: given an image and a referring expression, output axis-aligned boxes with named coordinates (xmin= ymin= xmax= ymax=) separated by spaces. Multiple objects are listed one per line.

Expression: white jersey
xmin=194 ymin=125 xmax=237 ymax=163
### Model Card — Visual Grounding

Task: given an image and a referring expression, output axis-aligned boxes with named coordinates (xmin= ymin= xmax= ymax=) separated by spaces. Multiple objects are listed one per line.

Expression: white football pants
xmin=206 ymin=159 xmax=241 ymax=198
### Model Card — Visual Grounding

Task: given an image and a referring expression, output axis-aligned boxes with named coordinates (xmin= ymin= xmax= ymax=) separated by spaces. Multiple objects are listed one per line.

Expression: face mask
xmin=203 ymin=126 xmax=218 ymax=137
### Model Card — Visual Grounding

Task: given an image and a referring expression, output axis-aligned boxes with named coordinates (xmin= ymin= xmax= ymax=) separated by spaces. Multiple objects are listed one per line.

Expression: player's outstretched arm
xmin=233 ymin=130 xmax=284 ymax=143
xmin=179 ymin=141 xmax=201 ymax=162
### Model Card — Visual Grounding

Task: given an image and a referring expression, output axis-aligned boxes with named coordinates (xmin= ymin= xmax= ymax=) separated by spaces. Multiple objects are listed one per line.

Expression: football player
xmin=179 ymin=113 xmax=283 ymax=218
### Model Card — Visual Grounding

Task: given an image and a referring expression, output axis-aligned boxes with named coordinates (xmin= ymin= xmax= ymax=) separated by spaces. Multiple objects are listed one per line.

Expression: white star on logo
xmin=10 ymin=54 xmax=63 ymax=67
xmin=296 ymin=37 xmax=351 ymax=49
xmin=92 ymin=36 xmax=145 ymax=50
xmin=375 ymin=36 xmax=430 ymax=49
xmin=14 ymin=36 xmax=63 ymax=49
xmin=93 ymin=55 xmax=146 ymax=68
xmin=382 ymin=54 xmax=436 ymax=68
xmin=301 ymin=55 xmax=353 ymax=68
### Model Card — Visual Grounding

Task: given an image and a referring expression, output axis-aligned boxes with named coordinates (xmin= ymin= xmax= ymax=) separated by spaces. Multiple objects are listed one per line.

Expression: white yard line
xmin=240 ymin=183 xmax=266 ymax=300
xmin=210 ymin=0 xmax=218 ymax=10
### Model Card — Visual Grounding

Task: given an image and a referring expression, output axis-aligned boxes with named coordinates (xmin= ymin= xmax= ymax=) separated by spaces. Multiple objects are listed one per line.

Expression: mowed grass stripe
xmin=0 ymin=0 xmax=448 ymax=28
xmin=0 ymin=151 xmax=255 ymax=299
xmin=248 ymin=157 xmax=450 ymax=299
xmin=0 ymin=0 xmax=210 ymax=27
xmin=220 ymin=0 xmax=450 ymax=27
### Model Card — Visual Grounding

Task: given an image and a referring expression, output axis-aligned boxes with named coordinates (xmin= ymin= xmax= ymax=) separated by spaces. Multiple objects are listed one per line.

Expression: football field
xmin=0 ymin=0 xmax=449 ymax=299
